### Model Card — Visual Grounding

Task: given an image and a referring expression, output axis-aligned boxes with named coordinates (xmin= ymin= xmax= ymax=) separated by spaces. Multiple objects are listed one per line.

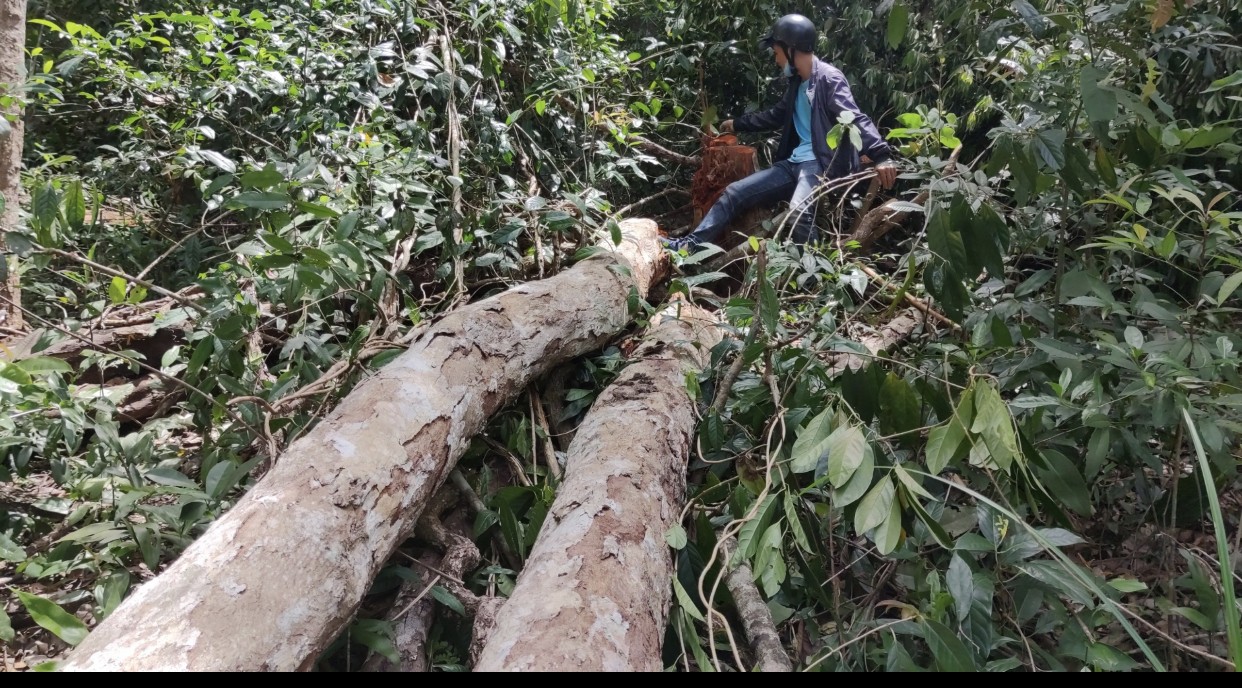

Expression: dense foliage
xmin=2 ymin=0 xmax=1240 ymax=672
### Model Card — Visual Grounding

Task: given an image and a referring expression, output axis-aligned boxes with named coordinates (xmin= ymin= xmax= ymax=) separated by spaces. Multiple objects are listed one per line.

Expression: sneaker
xmin=660 ymin=236 xmax=697 ymax=253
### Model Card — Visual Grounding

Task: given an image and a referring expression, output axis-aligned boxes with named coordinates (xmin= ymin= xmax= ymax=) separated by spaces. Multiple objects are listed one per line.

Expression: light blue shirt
xmin=789 ymin=80 xmax=814 ymax=163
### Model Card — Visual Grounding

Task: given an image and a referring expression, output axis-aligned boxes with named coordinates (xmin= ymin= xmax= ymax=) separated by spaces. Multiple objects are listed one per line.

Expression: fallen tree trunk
xmin=475 ymin=298 xmax=721 ymax=672
xmin=61 ymin=220 xmax=665 ymax=672
xmin=825 ymin=307 xmax=923 ymax=375
xmin=847 ymin=147 xmax=961 ymax=252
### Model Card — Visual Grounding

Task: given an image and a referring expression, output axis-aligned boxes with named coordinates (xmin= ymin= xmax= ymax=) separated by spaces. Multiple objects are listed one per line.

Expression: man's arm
xmin=729 ymin=93 xmax=790 ymax=133
xmin=819 ymin=69 xmax=897 ymax=186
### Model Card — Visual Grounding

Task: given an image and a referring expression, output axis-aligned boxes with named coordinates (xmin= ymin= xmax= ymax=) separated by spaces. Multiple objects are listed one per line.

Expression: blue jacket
xmin=733 ymin=57 xmax=891 ymax=179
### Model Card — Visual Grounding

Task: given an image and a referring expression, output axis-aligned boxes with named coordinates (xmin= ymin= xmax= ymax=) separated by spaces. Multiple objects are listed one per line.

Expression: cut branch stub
xmin=60 ymin=220 xmax=666 ymax=672
xmin=475 ymin=298 xmax=721 ymax=671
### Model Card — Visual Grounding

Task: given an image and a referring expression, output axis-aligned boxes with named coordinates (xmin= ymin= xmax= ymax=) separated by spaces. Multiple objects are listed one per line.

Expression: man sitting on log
xmin=663 ymin=14 xmax=897 ymax=252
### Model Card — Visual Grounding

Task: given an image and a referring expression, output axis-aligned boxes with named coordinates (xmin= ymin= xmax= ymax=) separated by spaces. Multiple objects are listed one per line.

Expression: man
xmin=664 ymin=14 xmax=897 ymax=251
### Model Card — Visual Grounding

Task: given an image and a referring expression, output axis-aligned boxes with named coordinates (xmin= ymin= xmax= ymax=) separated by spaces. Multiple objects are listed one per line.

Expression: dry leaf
xmin=1151 ymin=0 xmax=1174 ymax=31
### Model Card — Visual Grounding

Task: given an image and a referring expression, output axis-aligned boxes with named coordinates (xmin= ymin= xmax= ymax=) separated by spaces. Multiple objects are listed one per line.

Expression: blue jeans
xmin=683 ymin=159 xmax=823 ymax=247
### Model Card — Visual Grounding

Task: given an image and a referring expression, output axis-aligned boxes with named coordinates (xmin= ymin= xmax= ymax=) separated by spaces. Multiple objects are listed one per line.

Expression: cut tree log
xmin=825 ymin=307 xmax=923 ymax=375
xmin=847 ymin=147 xmax=961 ymax=252
xmin=475 ymin=297 xmax=721 ymax=672
xmin=60 ymin=219 xmax=666 ymax=672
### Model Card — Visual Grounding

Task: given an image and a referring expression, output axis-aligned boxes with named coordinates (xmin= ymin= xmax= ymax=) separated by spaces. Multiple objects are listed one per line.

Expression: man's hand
xmin=720 ymin=119 xmax=734 ymax=134
xmin=875 ymin=161 xmax=897 ymax=189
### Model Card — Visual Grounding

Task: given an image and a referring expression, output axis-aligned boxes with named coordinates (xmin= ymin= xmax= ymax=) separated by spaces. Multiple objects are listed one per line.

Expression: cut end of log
xmin=607 ymin=218 xmax=667 ymax=300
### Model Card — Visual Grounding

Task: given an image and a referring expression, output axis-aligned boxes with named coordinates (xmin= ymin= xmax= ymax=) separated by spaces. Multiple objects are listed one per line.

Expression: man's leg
xmin=787 ymin=161 xmax=824 ymax=245
xmin=670 ymin=161 xmax=797 ymax=249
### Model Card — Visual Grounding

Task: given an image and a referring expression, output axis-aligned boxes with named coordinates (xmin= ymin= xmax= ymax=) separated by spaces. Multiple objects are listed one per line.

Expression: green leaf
xmin=755 ymin=522 xmax=786 ymax=596
xmin=17 ymin=591 xmax=89 ymax=646
xmin=893 ymin=464 xmax=934 ymax=500
xmin=1183 ymin=126 xmax=1237 ymax=150
xmin=229 ymin=191 xmax=290 ymax=211
xmin=1019 ymin=560 xmax=1097 ymax=607
xmin=241 ymin=166 xmax=284 ymax=190
xmin=735 ymin=495 xmax=778 ymax=563
xmin=927 ymin=204 xmax=968 ymax=274
xmin=0 ymin=532 xmax=26 ymax=562
xmin=947 ymin=554 xmax=974 ymax=621
xmin=886 ymin=3 xmax=909 ymax=50
xmin=94 ymin=570 xmax=131 ymax=620
xmin=1033 ymin=449 xmax=1093 ymax=516
xmin=1107 ymin=578 xmax=1148 ymax=594
xmin=430 ymin=585 xmax=466 ymax=616
xmin=758 ymin=265 xmax=778 ymax=334
xmin=295 ymin=201 xmax=340 ymax=219
xmin=965 ymin=202 xmax=1008 ymax=279
xmin=789 ymin=407 xmax=833 ymax=474
xmin=969 ymin=382 xmax=1019 ymax=471
xmin=581 ymin=67 xmax=596 ymax=83
xmin=1087 ymin=643 xmax=1140 ymax=671
xmin=261 ymin=232 xmax=296 ymax=253
xmin=830 ymin=441 xmax=874 ymax=507
xmin=673 ymin=576 xmax=704 ymax=622
xmin=938 ymin=126 xmax=962 ymax=149
xmin=855 ymin=475 xmax=896 ymax=534
xmin=784 ymin=490 xmax=812 ymax=552
xmin=909 ymin=496 xmax=953 ymax=549
xmin=63 ymin=181 xmax=86 ymax=230
xmin=350 ymin=618 xmax=398 ymax=664
xmin=144 ymin=467 xmax=199 ymax=489
xmin=922 ymin=618 xmax=977 ymax=671
xmin=1205 ymin=70 xmax=1242 ymax=92
xmin=879 ymin=373 xmax=920 ymax=438
xmin=825 ymin=123 xmax=843 ymax=150
xmin=15 ymin=357 xmax=73 ymax=376
xmin=32 ymin=183 xmax=60 ymax=231
xmin=108 ymin=276 xmax=127 ymax=305
xmin=1081 ymin=65 xmax=1117 ymax=124
xmin=1216 ymin=271 xmax=1242 ymax=305
xmin=0 ymin=605 xmax=12 ymax=643
xmin=665 ymin=524 xmax=688 ymax=550
xmin=872 ymin=495 xmax=902 ymax=555
xmin=826 ymin=424 xmax=867 ymax=488
xmin=926 ymin=420 xmax=966 ymax=475
xmin=1032 ymin=128 xmax=1067 ymax=171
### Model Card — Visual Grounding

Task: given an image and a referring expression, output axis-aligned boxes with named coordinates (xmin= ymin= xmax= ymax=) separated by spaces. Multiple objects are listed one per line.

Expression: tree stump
xmin=689 ymin=134 xmax=762 ymax=253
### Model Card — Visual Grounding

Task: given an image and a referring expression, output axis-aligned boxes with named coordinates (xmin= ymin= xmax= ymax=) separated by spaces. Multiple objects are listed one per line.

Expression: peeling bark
xmin=0 ymin=0 xmax=26 ymax=330
xmin=475 ymin=298 xmax=720 ymax=672
xmin=61 ymin=220 xmax=665 ymax=672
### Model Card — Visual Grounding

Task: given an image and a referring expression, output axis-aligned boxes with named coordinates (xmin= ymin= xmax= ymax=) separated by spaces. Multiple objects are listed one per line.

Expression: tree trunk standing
xmin=60 ymin=220 xmax=665 ymax=672
xmin=0 ymin=0 xmax=25 ymax=330
xmin=475 ymin=298 xmax=721 ymax=672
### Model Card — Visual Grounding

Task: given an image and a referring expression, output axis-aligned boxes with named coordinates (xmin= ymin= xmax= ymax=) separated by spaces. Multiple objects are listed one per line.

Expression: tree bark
xmin=475 ymin=297 xmax=720 ymax=672
xmin=722 ymin=535 xmax=794 ymax=672
xmin=825 ymin=308 xmax=923 ymax=376
xmin=0 ymin=0 xmax=26 ymax=330
xmin=60 ymin=220 xmax=666 ymax=672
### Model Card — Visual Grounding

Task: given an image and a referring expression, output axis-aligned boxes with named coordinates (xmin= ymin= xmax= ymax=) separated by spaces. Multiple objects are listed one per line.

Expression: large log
xmin=475 ymin=298 xmax=721 ymax=672
xmin=61 ymin=220 xmax=666 ymax=672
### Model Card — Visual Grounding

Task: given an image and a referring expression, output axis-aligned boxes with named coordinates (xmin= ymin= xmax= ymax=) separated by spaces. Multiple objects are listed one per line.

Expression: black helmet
xmin=760 ymin=14 xmax=817 ymax=53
